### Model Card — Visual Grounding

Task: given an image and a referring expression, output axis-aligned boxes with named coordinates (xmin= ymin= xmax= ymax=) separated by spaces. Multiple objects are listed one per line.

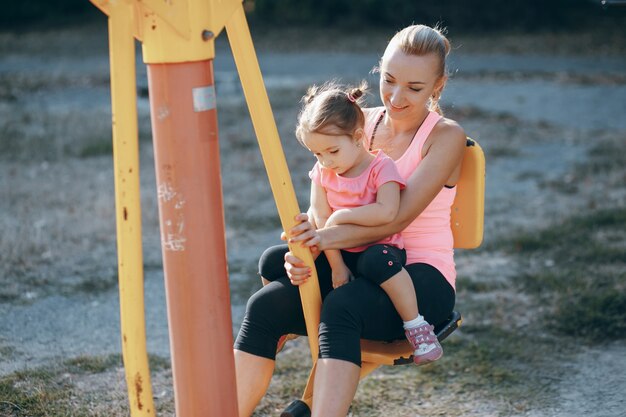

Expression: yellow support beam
xmin=91 ymin=0 xmax=241 ymax=64
xmin=107 ymin=2 xmax=155 ymax=416
xmin=225 ymin=4 xmax=323 ymax=361
xmin=138 ymin=0 xmax=241 ymax=63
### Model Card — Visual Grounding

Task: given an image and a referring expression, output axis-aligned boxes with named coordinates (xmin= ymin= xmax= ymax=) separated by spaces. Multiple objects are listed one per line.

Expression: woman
xmin=234 ymin=24 xmax=467 ymax=417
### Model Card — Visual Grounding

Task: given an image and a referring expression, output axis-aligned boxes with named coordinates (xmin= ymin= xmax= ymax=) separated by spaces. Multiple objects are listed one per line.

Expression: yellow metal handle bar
xmin=108 ymin=3 xmax=155 ymax=416
xmin=225 ymin=5 xmax=323 ymax=361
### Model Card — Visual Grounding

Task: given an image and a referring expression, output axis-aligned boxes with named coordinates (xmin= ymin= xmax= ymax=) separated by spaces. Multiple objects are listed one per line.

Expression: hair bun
xmin=346 ymin=80 xmax=368 ymax=103
xmin=348 ymin=87 xmax=364 ymax=101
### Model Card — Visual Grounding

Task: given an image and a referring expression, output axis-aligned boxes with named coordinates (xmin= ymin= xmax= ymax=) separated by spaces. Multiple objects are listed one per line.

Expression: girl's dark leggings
xmin=234 ymin=244 xmax=455 ymax=367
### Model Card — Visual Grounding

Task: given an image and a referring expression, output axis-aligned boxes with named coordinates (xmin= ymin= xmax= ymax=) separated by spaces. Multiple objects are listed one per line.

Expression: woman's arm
xmin=326 ymin=181 xmax=400 ymax=227
xmin=290 ymin=120 xmax=466 ymax=252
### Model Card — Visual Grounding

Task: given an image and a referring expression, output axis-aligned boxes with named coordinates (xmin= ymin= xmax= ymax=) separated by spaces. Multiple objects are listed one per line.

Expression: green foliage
xmin=0 ymin=354 xmax=169 ymax=416
xmin=1 ymin=1 xmax=96 ymax=28
xmin=3 ymin=0 xmax=625 ymax=33
xmin=78 ymin=140 xmax=113 ymax=158
xmin=0 ymin=368 xmax=77 ymax=417
xmin=555 ymin=288 xmax=626 ymax=340
xmin=64 ymin=354 xmax=122 ymax=374
xmin=4 ymin=0 xmax=625 ymax=33
xmin=508 ymin=208 xmax=626 ymax=253
xmin=250 ymin=0 xmax=625 ymax=32
xmin=504 ymin=207 xmax=626 ymax=343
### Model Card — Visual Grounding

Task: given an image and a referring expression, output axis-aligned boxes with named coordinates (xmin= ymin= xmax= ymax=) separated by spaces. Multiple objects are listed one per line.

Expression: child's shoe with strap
xmin=405 ymin=322 xmax=443 ymax=366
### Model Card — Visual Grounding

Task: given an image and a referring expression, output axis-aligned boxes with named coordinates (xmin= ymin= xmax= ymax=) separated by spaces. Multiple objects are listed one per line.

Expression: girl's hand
xmin=280 ymin=213 xmax=323 ymax=286
xmin=281 ymin=213 xmax=322 ymax=251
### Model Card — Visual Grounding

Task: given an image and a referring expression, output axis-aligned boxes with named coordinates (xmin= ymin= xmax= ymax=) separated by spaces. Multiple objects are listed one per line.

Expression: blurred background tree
xmin=249 ymin=0 xmax=624 ymax=31
xmin=2 ymin=0 xmax=625 ymax=33
xmin=1 ymin=0 xmax=94 ymax=29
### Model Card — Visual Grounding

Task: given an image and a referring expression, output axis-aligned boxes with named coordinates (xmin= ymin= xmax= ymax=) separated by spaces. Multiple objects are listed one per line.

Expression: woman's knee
xmin=244 ymin=285 xmax=275 ymax=323
xmin=320 ymin=286 xmax=359 ymax=326
xmin=258 ymin=244 xmax=289 ymax=281
xmin=246 ymin=279 xmax=297 ymax=319
xmin=318 ymin=286 xmax=362 ymax=365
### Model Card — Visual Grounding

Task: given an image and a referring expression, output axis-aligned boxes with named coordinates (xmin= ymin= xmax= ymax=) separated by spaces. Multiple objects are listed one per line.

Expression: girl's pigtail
xmin=346 ymin=80 xmax=368 ymax=105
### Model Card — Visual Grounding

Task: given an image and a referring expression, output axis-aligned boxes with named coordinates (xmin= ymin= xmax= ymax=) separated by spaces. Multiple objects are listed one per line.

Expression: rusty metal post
xmin=147 ymin=60 xmax=238 ymax=417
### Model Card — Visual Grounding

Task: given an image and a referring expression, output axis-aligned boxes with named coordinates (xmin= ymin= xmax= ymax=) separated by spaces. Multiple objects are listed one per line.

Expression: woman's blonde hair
xmin=295 ymin=80 xmax=368 ymax=145
xmin=388 ymin=24 xmax=451 ymax=114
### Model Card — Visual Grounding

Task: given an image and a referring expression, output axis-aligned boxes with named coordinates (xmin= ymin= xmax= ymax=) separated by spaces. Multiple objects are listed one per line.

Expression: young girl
xmin=295 ymin=81 xmax=443 ymax=366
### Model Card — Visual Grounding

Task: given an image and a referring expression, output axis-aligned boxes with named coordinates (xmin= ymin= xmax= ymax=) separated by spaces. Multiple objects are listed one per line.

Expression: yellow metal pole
xmin=108 ymin=2 xmax=155 ymax=416
xmin=225 ymin=5 xmax=323 ymax=361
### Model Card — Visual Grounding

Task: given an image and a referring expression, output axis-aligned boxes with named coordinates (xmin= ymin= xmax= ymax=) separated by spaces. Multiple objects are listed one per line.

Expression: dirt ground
xmin=1 ymin=21 xmax=625 ymax=416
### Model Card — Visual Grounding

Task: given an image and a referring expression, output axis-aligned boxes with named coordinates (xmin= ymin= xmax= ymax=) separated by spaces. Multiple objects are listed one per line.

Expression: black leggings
xmin=234 ymin=244 xmax=455 ymax=366
xmin=355 ymin=244 xmax=407 ymax=285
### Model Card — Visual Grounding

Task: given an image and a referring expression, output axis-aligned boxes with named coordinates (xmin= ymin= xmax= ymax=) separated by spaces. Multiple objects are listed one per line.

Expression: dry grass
xmin=0 ymin=326 xmax=564 ymax=416
xmin=0 ymin=354 xmax=173 ymax=417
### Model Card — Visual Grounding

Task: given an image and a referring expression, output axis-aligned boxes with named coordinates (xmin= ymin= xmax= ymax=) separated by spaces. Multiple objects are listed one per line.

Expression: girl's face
xmin=379 ymin=44 xmax=445 ymax=121
xmin=302 ymin=130 xmax=364 ymax=176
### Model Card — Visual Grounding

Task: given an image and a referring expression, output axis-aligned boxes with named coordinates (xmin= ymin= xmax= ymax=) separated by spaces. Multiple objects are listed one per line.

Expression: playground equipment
xmin=93 ymin=0 xmax=484 ymax=415
xmin=92 ymin=0 xmax=322 ymax=415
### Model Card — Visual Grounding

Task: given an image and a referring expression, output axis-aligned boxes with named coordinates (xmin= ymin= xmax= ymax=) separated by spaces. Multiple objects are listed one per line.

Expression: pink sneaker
xmin=405 ymin=322 xmax=443 ymax=366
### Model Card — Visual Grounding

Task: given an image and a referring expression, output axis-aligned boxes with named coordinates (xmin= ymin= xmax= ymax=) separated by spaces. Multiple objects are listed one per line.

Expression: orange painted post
xmin=147 ymin=60 xmax=238 ymax=417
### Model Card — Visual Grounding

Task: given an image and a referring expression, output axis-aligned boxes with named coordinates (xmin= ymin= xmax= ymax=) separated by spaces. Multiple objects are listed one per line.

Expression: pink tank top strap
xmin=396 ymin=111 xmax=441 ymax=174
xmin=399 ymin=111 xmax=442 ymax=166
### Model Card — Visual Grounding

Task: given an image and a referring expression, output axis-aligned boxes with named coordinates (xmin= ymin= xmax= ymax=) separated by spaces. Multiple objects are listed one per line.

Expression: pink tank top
xmin=365 ymin=108 xmax=457 ymax=289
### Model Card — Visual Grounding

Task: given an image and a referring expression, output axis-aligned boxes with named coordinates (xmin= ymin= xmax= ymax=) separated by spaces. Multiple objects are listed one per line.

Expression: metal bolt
xmin=201 ymin=30 xmax=214 ymax=41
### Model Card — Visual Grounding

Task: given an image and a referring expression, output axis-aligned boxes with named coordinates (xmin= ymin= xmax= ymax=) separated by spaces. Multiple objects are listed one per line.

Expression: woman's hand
xmin=280 ymin=213 xmax=322 ymax=285
xmin=283 ymin=251 xmax=310 ymax=286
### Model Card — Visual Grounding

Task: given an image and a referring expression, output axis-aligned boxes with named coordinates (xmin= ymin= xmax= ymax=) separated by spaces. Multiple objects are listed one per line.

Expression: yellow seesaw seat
xmin=451 ymin=138 xmax=485 ymax=250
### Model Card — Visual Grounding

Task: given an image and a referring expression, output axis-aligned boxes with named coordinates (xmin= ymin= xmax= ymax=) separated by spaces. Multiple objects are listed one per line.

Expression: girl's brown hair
xmin=295 ymin=80 xmax=368 ymax=144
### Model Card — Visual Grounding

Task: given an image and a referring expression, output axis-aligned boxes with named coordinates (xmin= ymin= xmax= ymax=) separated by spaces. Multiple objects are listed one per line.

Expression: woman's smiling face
xmin=379 ymin=44 xmax=444 ymax=121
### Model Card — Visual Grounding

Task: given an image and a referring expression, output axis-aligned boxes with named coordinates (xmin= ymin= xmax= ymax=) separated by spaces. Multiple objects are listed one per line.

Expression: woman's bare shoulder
xmin=435 ymin=116 xmax=465 ymax=137
xmin=431 ymin=116 xmax=467 ymax=147
xmin=422 ymin=116 xmax=466 ymax=159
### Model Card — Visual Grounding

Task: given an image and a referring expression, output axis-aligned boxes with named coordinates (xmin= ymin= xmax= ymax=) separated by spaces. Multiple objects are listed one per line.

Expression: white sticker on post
xmin=192 ymin=85 xmax=216 ymax=112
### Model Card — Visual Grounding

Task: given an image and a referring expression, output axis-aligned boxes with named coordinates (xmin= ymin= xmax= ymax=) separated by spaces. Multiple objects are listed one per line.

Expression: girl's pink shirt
xmin=309 ymin=150 xmax=406 ymax=252
xmin=365 ymin=108 xmax=457 ymax=289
